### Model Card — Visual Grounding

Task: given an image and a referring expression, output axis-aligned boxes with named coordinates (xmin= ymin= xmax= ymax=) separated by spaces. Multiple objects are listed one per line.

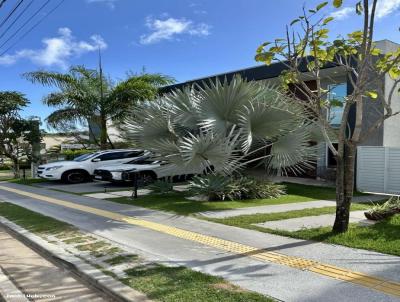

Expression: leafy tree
xmin=123 ymin=76 xmax=317 ymax=176
xmin=24 ymin=66 xmax=174 ymax=149
xmin=0 ymin=91 xmax=41 ymax=177
xmin=255 ymin=0 xmax=400 ymax=232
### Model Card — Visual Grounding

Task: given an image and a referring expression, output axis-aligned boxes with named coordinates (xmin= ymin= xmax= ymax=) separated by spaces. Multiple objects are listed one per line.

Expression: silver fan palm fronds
xmin=123 ymin=75 xmax=319 ymax=175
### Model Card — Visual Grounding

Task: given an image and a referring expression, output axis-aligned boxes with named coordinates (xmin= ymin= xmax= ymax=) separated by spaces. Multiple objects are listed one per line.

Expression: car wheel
xmin=62 ymin=170 xmax=88 ymax=184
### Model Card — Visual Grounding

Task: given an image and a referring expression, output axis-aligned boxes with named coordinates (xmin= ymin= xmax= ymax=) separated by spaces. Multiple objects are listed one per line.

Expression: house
xmin=162 ymin=39 xmax=400 ymax=181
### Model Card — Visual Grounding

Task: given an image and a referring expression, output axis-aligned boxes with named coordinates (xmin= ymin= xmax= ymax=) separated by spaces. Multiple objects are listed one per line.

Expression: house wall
xmin=375 ymin=40 xmax=400 ymax=147
xmin=384 ymin=73 xmax=400 ymax=147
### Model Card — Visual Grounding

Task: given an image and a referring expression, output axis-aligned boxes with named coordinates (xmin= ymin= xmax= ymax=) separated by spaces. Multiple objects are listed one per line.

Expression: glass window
xmin=98 ymin=152 xmax=125 ymax=161
xmin=74 ymin=152 xmax=98 ymax=162
xmin=328 ymin=83 xmax=347 ymax=128
xmin=123 ymin=151 xmax=144 ymax=158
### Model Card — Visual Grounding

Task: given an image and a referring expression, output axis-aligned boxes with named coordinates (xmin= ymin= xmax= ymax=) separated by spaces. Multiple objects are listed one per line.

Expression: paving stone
xmin=254 ymin=211 xmax=377 ymax=231
xmin=200 ymin=200 xmax=336 ymax=218
xmin=84 ymin=193 xmax=121 ymax=199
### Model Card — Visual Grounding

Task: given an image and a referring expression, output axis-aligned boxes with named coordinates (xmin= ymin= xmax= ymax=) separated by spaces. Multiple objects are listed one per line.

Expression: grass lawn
xmin=8 ymin=178 xmax=49 ymax=185
xmin=0 ymin=202 xmax=274 ymax=302
xmin=0 ymin=170 xmax=14 ymax=181
xmin=123 ymin=264 xmax=272 ymax=302
xmin=108 ymin=182 xmax=345 ymax=215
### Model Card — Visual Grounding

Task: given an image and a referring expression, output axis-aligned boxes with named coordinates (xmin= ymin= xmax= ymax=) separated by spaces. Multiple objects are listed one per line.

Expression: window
xmin=328 ymin=83 xmax=347 ymax=128
xmin=123 ymin=151 xmax=144 ymax=158
xmin=98 ymin=152 xmax=125 ymax=161
xmin=74 ymin=152 xmax=98 ymax=162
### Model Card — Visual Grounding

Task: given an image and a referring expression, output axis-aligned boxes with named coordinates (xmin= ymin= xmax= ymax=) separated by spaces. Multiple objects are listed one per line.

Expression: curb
xmin=0 ymin=217 xmax=151 ymax=302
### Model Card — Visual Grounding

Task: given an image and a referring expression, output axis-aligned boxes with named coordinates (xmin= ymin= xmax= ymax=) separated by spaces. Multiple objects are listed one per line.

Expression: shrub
xmin=62 ymin=149 xmax=95 ymax=160
xmin=188 ymin=174 xmax=241 ymax=201
xmin=148 ymin=180 xmax=174 ymax=194
xmin=237 ymin=177 xmax=286 ymax=199
xmin=189 ymin=175 xmax=287 ymax=201
xmin=364 ymin=197 xmax=400 ymax=221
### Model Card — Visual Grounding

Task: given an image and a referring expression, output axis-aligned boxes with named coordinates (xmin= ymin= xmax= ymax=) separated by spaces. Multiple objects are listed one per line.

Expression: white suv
xmin=37 ymin=149 xmax=148 ymax=183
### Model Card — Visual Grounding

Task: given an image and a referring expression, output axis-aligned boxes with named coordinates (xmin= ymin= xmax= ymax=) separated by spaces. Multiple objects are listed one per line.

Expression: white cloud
xmin=330 ymin=7 xmax=353 ymax=20
xmin=0 ymin=27 xmax=107 ymax=68
xmin=330 ymin=0 xmax=400 ymax=20
xmin=140 ymin=16 xmax=211 ymax=45
xmin=375 ymin=0 xmax=400 ymax=18
xmin=86 ymin=0 xmax=118 ymax=9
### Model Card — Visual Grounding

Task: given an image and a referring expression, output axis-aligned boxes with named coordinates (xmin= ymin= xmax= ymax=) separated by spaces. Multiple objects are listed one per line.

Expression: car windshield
xmin=73 ymin=152 xmax=99 ymax=162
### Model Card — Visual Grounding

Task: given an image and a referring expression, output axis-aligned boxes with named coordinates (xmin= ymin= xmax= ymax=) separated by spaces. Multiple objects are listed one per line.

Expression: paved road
xmin=0 ymin=226 xmax=106 ymax=302
xmin=0 ymin=182 xmax=399 ymax=302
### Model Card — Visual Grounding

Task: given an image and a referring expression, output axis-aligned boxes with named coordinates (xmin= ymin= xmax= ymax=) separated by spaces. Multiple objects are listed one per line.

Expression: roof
xmin=161 ymin=57 xmax=337 ymax=93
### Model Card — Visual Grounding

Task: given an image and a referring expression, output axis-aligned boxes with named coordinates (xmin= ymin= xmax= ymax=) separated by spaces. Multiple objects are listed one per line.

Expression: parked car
xmin=94 ymin=158 xmax=201 ymax=184
xmin=37 ymin=149 xmax=149 ymax=184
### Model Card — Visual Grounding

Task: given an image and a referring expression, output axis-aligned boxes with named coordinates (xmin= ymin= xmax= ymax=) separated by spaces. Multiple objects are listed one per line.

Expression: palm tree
xmin=123 ymin=75 xmax=318 ymax=176
xmin=24 ymin=66 xmax=174 ymax=149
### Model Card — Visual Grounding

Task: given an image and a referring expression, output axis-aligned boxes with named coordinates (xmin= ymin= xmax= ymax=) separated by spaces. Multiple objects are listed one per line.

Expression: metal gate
xmin=357 ymin=146 xmax=400 ymax=194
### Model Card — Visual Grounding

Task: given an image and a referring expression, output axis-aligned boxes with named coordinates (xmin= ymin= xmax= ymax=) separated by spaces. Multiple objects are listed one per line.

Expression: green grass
xmin=123 ymin=264 xmax=274 ymax=302
xmin=0 ymin=202 xmax=74 ymax=235
xmin=108 ymin=183 xmax=345 ymax=215
xmin=0 ymin=201 xmax=274 ymax=301
xmin=0 ymin=170 xmax=14 ymax=181
xmin=104 ymin=254 xmax=138 ymax=265
xmin=8 ymin=178 xmax=49 ymax=186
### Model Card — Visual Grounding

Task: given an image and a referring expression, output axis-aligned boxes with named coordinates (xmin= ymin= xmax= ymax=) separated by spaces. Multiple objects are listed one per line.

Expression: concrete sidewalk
xmin=0 ymin=182 xmax=399 ymax=302
xmin=199 ymin=195 xmax=386 ymax=219
xmin=0 ymin=226 xmax=106 ymax=302
xmin=255 ymin=210 xmax=376 ymax=231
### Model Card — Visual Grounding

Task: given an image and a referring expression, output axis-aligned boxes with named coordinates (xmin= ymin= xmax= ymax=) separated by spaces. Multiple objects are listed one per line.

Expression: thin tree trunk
xmin=333 ymin=143 xmax=356 ymax=232
xmin=12 ymin=157 xmax=20 ymax=178
xmin=100 ymin=113 xmax=108 ymax=150
xmin=107 ymin=134 xmax=115 ymax=149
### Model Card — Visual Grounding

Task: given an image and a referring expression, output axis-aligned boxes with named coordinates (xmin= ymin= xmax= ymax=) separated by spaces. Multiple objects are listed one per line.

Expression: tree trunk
xmin=12 ymin=157 xmax=20 ymax=178
xmin=100 ymin=113 xmax=108 ymax=150
xmin=332 ymin=143 xmax=356 ymax=233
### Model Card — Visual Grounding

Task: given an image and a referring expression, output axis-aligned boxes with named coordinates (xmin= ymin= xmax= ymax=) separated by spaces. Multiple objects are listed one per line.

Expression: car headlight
xmin=46 ymin=165 xmax=63 ymax=171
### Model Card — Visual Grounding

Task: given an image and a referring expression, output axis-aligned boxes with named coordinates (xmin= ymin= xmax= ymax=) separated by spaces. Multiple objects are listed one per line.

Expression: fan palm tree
xmin=24 ymin=66 xmax=174 ymax=149
xmin=123 ymin=75 xmax=318 ymax=176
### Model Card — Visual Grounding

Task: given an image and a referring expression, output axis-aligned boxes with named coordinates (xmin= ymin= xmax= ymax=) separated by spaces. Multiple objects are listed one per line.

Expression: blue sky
xmin=0 ymin=0 xmax=399 ymax=127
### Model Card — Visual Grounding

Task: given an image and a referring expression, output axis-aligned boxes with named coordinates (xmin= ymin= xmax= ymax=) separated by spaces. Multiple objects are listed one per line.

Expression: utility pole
xmin=30 ymin=117 xmax=41 ymax=178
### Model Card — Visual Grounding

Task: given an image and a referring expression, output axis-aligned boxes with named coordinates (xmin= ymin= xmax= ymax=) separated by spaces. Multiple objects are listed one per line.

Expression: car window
xmin=74 ymin=152 xmax=98 ymax=162
xmin=126 ymin=157 xmax=147 ymax=164
xmin=123 ymin=151 xmax=144 ymax=158
xmin=98 ymin=152 xmax=126 ymax=161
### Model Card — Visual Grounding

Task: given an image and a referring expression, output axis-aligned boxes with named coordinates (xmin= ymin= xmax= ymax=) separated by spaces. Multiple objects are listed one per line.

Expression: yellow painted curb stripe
xmin=1 ymin=185 xmax=399 ymax=297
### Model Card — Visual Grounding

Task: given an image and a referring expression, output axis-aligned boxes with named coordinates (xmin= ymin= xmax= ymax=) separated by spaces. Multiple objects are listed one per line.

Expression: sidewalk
xmin=0 ymin=226 xmax=106 ymax=302
xmin=199 ymin=195 xmax=386 ymax=219
xmin=0 ymin=182 xmax=399 ymax=302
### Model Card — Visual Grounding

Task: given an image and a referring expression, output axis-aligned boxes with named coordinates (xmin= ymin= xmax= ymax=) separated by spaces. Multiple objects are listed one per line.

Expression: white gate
xmin=357 ymin=146 xmax=400 ymax=194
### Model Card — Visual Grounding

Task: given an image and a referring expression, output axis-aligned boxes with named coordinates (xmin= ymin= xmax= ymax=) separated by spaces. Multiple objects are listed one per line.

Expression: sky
xmin=0 ymin=0 xmax=399 ymax=128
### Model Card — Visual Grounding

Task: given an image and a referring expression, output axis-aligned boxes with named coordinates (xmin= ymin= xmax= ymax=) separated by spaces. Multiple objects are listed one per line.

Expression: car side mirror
xmin=92 ymin=158 xmax=101 ymax=162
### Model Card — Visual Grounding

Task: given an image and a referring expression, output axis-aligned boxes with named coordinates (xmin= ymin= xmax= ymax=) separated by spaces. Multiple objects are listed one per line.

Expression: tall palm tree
xmin=24 ymin=66 xmax=174 ymax=149
xmin=123 ymin=75 xmax=319 ymax=176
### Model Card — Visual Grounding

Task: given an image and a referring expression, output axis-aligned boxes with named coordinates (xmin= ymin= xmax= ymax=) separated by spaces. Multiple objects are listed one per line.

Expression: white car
xmin=94 ymin=158 xmax=202 ymax=183
xmin=37 ymin=149 xmax=148 ymax=183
